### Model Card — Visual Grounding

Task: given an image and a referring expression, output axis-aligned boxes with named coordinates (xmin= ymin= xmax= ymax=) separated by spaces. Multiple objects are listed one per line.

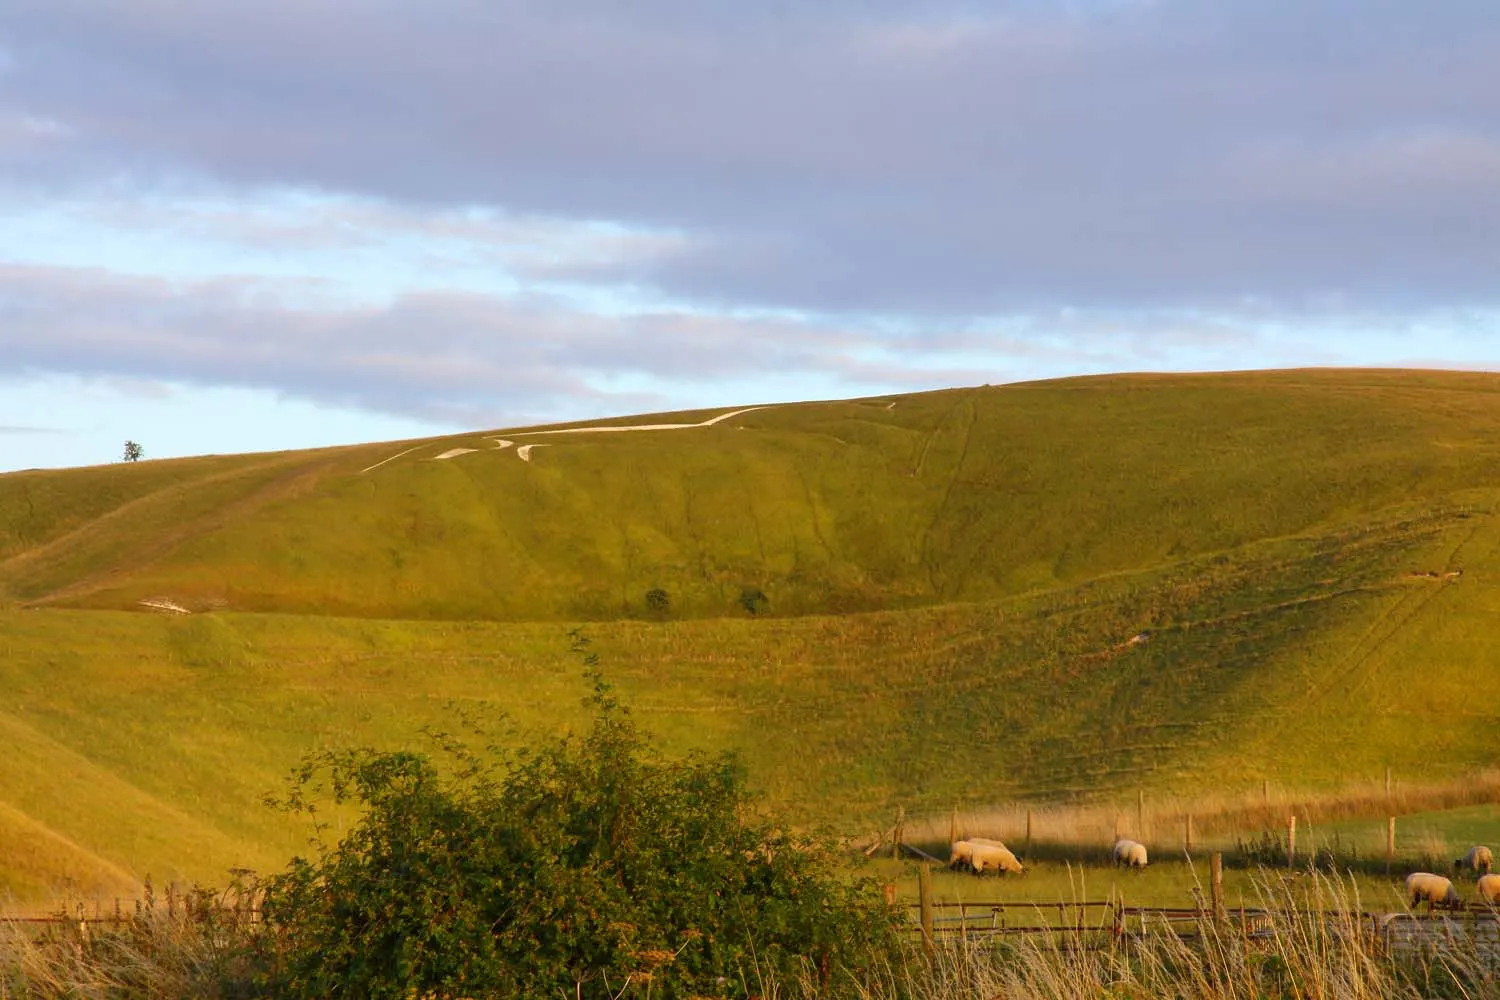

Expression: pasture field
xmin=3 ymin=369 xmax=1500 ymax=905
xmin=1317 ymin=804 xmax=1500 ymax=863
xmin=874 ymin=798 xmax=1500 ymax=911
xmin=873 ymin=803 xmax=1500 ymax=908
xmin=870 ymin=856 xmax=1426 ymax=912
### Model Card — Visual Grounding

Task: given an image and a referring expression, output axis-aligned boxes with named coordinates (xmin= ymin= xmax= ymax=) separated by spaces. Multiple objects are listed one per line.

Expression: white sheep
xmin=969 ymin=842 xmax=1025 ymax=875
xmin=1113 ymin=839 xmax=1148 ymax=868
xmin=1455 ymin=845 xmax=1493 ymax=874
xmin=1477 ymin=874 xmax=1500 ymax=905
xmin=948 ymin=840 xmax=975 ymax=869
xmin=1406 ymin=872 xmax=1461 ymax=911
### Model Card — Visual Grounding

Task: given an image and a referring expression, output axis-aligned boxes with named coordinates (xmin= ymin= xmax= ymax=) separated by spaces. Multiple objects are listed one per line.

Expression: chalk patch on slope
xmin=139 ymin=598 xmax=190 ymax=615
xmin=516 ymin=444 xmax=550 ymax=462
xmin=364 ymin=407 xmax=771 ymax=473
xmin=511 ymin=406 xmax=769 ymax=438
xmin=359 ymin=444 xmax=425 ymax=473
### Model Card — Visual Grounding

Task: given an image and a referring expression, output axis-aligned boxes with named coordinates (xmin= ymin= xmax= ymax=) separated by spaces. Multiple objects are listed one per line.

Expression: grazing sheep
xmin=1455 ymin=845 xmax=1493 ymax=874
xmin=948 ymin=840 xmax=976 ymax=869
xmin=969 ymin=842 xmax=1025 ymax=875
xmin=1113 ymin=839 xmax=1148 ymax=868
xmin=1406 ymin=872 xmax=1461 ymax=911
xmin=1477 ymin=874 xmax=1500 ymax=905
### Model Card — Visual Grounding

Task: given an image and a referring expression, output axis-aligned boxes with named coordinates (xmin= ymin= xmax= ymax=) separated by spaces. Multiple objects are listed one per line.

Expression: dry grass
xmin=904 ymin=770 xmax=1500 ymax=859
xmin=786 ymin=870 xmax=1500 ymax=1000
xmin=7 ymin=870 xmax=1500 ymax=999
xmin=0 ymin=885 xmax=261 ymax=999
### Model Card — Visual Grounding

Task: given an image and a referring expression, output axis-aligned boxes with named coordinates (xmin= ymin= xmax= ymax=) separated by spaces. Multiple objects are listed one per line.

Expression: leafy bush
xmin=645 ymin=587 xmax=671 ymax=617
xmin=259 ymin=642 xmax=899 ymax=999
xmin=737 ymin=588 xmax=768 ymax=616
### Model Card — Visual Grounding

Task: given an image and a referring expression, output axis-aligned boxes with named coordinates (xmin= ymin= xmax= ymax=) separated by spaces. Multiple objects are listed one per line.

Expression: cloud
xmin=58 ymin=194 xmax=692 ymax=286
xmin=1 ymin=262 xmax=1021 ymax=425
xmin=0 ymin=0 xmax=1495 ymax=321
xmin=10 ymin=259 xmax=1490 ymax=433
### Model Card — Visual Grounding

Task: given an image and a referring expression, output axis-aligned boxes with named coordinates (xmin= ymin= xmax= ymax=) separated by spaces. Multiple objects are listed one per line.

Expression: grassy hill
xmin=8 ymin=368 xmax=1500 ymax=620
xmin=2 ymin=368 xmax=1500 ymax=904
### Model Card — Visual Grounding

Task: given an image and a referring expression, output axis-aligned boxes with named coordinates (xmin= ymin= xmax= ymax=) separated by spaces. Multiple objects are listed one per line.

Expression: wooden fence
xmin=908 ymin=897 xmax=1500 ymax=958
xmin=0 ymin=886 xmax=261 ymax=930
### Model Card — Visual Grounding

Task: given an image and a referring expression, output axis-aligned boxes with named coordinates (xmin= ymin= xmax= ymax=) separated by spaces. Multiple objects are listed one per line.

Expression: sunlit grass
xmin=2 ymin=371 xmax=1500 ymax=907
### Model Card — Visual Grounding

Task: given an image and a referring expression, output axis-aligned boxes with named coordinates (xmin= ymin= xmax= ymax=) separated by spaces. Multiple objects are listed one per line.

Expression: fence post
xmin=1138 ymin=789 xmax=1145 ymax=837
xmin=892 ymin=807 xmax=906 ymax=861
xmin=882 ymin=883 xmax=896 ymax=907
xmin=1185 ymin=814 xmax=1194 ymax=855
xmin=1386 ymin=816 xmax=1396 ymax=872
xmin=1287 ymin=815 xmax=1297 ymax=868
xmin=1211 ymin=852 xmax=1225 ymax=921
xmin=1386 ymin=766 xmax=1392 ymax=802
xmin=918 ymin=863 xmax=934 ymax=954
xmin=1026 ymin=809 xmax=1034 ymax=856
xmin=1114 ymin=813 xmax=1122 ymax=842
xmin=949 ymin=806 xmax=958 ymax=848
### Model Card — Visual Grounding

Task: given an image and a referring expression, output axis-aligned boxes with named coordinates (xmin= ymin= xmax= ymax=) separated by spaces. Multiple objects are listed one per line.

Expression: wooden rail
xmin=908 ymin=898 xmax=1500 ymax=956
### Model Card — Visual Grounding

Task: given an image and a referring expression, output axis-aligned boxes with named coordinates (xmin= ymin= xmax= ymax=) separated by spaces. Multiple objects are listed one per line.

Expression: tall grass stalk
xmin=3 ymin=870 xmax=1497 ymax=999
xmin=796 ymin=870 xmax=1500 ymax=1000
xmin=0 ymin=893 xmax=260 ymax=999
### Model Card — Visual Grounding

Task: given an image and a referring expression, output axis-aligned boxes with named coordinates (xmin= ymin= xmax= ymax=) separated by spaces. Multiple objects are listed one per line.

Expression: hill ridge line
xmin=355 ymin=406 xmax=775 ymax=474
xmin=10 ymin=453 xmax=338 ymax=606
xmin=504 ymin=405 xmax=769 ymax=436
xmin=0 ymin=455 xmax=304 ymax=581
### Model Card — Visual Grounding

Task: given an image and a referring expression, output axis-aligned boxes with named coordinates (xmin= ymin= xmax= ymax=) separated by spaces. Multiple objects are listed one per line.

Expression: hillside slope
xmin=5 ymin=369 xmax=1500 ymax=621
xmin=2 ymin=369 xmax=1500 ymax=903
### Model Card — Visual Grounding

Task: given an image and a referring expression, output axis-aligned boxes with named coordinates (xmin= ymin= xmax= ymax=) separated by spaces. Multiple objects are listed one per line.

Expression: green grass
xmin=871 ymin=797 xmax=1500 ymax=911
xmin=1316 ymin=805 xmax=1500 ymax=866
xmin=3 ymin=369 xmax=1500 ymax=904
xmin=9 ymin=369 xmax=1500 ymax=621
xmin=867 ymin=856 xmax=1428 ymax=912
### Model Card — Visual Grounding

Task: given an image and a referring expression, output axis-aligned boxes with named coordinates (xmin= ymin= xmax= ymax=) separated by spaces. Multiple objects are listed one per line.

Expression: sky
xmin=2 ymin=1 xmax=1498 ymax=471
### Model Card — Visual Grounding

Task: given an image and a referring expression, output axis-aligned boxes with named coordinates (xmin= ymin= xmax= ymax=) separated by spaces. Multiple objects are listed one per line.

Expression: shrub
xmin=645 ymin=587 xmax=671 ymax=617
xmin=738 ymin=588 xmax=768 ymax=616
xmin=259 ymin=644 xmax=899 ymax=999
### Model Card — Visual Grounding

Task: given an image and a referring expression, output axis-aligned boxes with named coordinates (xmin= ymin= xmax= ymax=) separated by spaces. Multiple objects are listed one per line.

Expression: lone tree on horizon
xmin=122 ymin=440 xmax=143 ymax=462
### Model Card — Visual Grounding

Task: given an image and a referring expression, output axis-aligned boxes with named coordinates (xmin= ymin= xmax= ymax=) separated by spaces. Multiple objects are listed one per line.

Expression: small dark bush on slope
xmin=259 ymin=649 xmax=901 ymax=999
